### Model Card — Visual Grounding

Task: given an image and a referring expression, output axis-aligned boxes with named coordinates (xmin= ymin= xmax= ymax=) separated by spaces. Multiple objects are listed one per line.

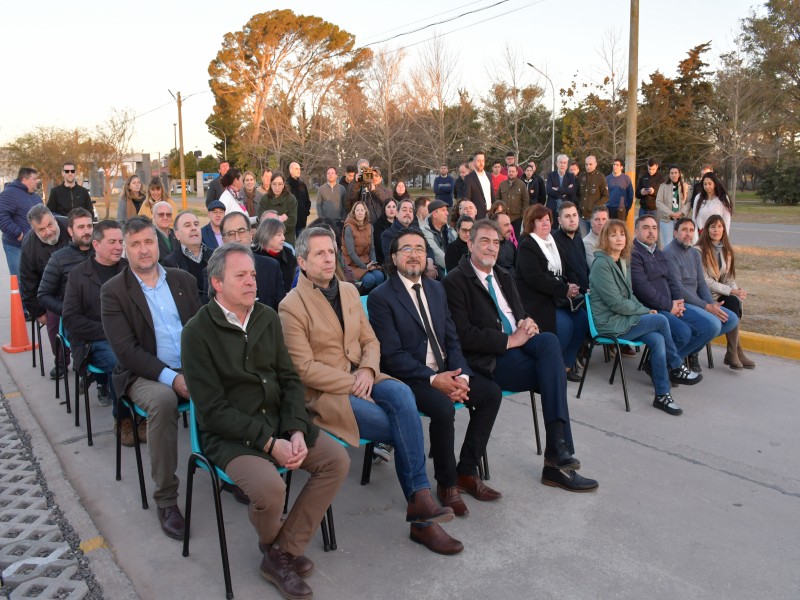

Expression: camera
xmin=358 ymin=166 xmax=377 ymax=188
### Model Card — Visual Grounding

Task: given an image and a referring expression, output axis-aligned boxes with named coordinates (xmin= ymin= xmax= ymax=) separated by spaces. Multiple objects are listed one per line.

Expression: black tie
xmin=412 ymin=283 xmax=445 ymax=372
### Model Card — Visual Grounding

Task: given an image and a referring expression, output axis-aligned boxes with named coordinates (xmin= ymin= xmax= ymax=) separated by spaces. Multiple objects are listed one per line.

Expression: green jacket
xmin=181 ymin=300 xmax=318 ymax=470
xmin=257 ymin=191 xmax=298 ymax=244
xmin=588 ymin=250 xmax=650 ymax=337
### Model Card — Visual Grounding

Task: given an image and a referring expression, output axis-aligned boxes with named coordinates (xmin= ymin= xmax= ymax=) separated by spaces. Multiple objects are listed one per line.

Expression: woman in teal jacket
xmin=588 ymin=219 xmax=700 ymax=416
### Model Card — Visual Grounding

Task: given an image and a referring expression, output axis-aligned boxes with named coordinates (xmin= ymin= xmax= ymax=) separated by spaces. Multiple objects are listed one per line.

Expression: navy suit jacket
xmin=253 ymin=254 xmax=286 ymax=311
xmin=545 ymin=171 xmax=577 ymax=213
xmin=461 ymin=171 xmax=490 ymax=219
xmin=367 ymin=275 xmax=472 ymax=383
xmin=201 ymin=223 xmax=220 ymax=250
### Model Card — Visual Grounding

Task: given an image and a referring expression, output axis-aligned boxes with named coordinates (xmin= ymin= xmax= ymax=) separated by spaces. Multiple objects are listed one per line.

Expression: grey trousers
xmin=225 ymin=434 xmax=349 ymax=556
xmin=128 ymin=377 xmax=180 ymax=508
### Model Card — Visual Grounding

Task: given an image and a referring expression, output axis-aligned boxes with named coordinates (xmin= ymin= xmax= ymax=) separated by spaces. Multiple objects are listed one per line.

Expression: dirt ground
xmin=732 ymin=201 xmax=800 ymax=225
xmin=734 ymin=246 xmax=800 ymax=340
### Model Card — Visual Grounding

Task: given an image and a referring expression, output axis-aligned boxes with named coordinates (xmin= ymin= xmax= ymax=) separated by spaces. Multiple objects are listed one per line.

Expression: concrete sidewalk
xmin=1 ymin=250 xmax=799 ymax=599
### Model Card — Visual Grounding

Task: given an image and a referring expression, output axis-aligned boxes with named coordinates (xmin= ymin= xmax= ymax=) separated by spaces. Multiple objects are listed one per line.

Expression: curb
xmin=711 ymin=331 xmax=800 ymax=361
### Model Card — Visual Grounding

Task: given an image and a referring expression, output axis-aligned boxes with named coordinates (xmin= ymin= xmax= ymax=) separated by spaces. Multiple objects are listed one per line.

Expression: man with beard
xmin=19 ymin=205 xmax=70 ymax=377
xmin=443 ymin=219 xmax=598 ymax=492
xmin=368 ymin=228 xmax=503 ymax=517
xmin=63 ymin=221 xmax=127 ymax=410
xmin=37 ymin=208 xmax=94 ymax=379
xmin=490 ymin=212 xmax=516 ymax=277
xmin=462 ymin=152 xmax=491 ymax=219
xmin=522 ymin=162 xmax=546 ymax=206
xmin=381 ymin=199 xmax=437 ymax=279
xmin=576 ymin=156 xmax=609 ymax=236
xmin=163 ymin=211 xmax=213 ymax=304
xmin=553 ymin=202 xmax=589 ymax=296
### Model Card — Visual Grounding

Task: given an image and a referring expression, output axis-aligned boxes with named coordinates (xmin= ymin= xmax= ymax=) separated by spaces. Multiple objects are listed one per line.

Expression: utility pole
xmin=169 ymin=90 xmax=187 ymax=210
xmin=625 ymin=0 xmax=639 ymax=230
xmin=527 ymin=62 xmax=556 ymax=172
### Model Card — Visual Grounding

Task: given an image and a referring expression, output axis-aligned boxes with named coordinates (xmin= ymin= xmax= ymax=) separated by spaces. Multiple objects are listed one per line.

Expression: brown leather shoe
xmin=259 ymin=543 xmax=314 ymax=579
xmin=406 ymin=488 xmax=454 ymax=524
xmin=457 ymin=474 xmax=502 ymax=501
xmin=409 ymin=523 xmax=464 ymax=555
xmin=116 ymin=418 xmax=134 ymax=448
xmin=157 ymin=505 xmax=185 ymax=540
xmin=137 ymin=418 xmax=148 ymax=444
xmin=436 ymin=485 xmax=469 ymax=516
xmin=260 ymin=546 xmax=313 ymax=599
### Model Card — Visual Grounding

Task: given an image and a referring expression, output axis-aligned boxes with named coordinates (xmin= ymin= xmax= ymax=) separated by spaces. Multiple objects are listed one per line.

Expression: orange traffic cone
xmin=3 ymin=275 xmax=36 ymax=353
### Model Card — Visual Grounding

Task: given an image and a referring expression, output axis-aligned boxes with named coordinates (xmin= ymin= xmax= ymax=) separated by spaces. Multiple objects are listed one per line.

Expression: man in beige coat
xmin=279 ymin=227 xmax=463 ymax=555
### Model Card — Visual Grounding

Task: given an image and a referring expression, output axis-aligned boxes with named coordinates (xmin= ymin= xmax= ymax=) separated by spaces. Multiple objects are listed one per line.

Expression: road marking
xmin=79 ymin=536 xmax=108 ymax=553
xmin=4 ymin=391 xmax=21 ymax=398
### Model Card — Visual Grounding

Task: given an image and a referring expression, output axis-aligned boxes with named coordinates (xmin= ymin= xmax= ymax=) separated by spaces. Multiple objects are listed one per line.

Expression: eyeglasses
xmin=63 ymin=169 xmax=75 ymax=174
xmin=223 ymin=228 xmax=249 ymax=239
xmin=397 ymin=246 xmax=426 ymax=256
xmin=459 ymin=227 xmax=473 ymax=233
xmin=155 ymin=212 xmax=172 ymax=218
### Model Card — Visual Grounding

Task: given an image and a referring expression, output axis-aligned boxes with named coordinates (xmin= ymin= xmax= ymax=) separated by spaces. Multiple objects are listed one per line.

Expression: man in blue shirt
xmin=101 ymin=217 xmax=202 ymax=541
xmin=605 ymin=158 xmax=633 ymax=219
xmin=433 ymin=164 xmax=455 ymax=206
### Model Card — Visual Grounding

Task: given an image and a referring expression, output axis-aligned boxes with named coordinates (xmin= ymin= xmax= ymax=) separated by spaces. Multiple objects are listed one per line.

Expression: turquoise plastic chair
xmin=578 ymin=294 xmax=647 ymax=412
xmin=183 ymin=401 xmax=336 ymax=600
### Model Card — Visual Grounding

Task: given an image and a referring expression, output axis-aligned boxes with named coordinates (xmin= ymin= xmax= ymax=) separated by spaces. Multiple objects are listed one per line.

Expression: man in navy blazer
xmin=200 ymin=200 xmax=225 ymax=250
xmin=443 ymin=219 xmax=598 ymax=493
xmin=368 ymin=227 xmax=502 ymax=517
xmin=545 ymin=154 xmax=578 ymax=215
xmin=460 ymin=151 xmax=491 ymax=220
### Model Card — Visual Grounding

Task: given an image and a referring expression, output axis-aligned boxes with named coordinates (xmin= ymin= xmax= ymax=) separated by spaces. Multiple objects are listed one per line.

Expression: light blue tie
xmin=486 ymin=274 xmax=513 ymax=335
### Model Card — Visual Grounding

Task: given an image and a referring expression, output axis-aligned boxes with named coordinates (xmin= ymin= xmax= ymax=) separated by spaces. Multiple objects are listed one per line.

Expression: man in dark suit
xmin=461 ymin=151 xmax=491 ymax=220
xmin=368 ymin=228 xmax=503 ymax=517
xmin=443 ymin=219 xmax=598 ymax=492
xmin=101 ymin=217 xmax=202 ymax=540
xmin=162 ymin=211 xmax=213 ymax=304
xmin=545 ymin=154 xmax=578 ymax=215
xmin=201 ymin=199 xmax=225 ymax=250
xmin=220 ymin=212 xmax=285 ymax=310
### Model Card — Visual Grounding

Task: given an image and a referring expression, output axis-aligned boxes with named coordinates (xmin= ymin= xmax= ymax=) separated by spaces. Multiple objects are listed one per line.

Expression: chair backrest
xmin=584 ymin=293 xmax=600 ymax=339
xmin=58 ymin=317 xmax=71 ymax=349
xmin=188 ymin=400 xmax=202 ymax=454
xmin=361 ymin=295 xmax=369 ymax=317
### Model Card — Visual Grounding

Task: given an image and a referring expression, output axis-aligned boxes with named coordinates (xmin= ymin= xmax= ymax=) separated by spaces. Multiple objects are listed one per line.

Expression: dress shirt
xmin=397 ymin=273 xmax=468 ymax=384
xmin=476 ymin=171 xmax=491 ymax=210
xmin=470 ymin=262 xmax=517 ymax=333
xmin=133 ymin=264 xmax=183 ymax=386
xmin=215 ymin=298 xmax=253 ymax=331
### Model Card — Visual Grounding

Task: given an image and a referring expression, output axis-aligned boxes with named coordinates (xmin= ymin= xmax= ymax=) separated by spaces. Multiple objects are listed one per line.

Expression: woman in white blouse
xmin=218 ymin=167 xmax=246 ymax=216
xmin=693 ymin=172 xmax=732 ymax=240
xmin=655 ymin=165 xmax=690 ymax=248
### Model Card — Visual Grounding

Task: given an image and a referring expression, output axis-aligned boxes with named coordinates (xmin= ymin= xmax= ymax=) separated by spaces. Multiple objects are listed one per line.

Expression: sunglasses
xmin=63 ymin=169 xmax=75 ymax=173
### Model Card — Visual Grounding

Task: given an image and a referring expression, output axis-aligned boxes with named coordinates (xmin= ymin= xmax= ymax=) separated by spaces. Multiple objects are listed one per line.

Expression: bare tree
xmin=87 ymin=109 xmax=135 ymax=218
xmin=6 ymin=127 xmax=88 ymax=197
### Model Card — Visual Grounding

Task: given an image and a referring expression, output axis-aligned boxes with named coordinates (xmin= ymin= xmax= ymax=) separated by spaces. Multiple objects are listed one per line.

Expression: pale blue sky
xmin=0 ymin=0 xmax=761 ymax=162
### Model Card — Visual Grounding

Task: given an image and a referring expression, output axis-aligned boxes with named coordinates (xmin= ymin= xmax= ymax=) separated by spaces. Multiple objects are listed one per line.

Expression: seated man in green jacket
xmin=182 ymin=243 xmax=349 ymax=600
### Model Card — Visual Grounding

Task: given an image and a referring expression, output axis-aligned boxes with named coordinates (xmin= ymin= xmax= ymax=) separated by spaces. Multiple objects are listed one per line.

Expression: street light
xmin=207 ymin=124 xmax=227 ymax=161
xmin=527 ymin=62 xmax=556 ymax=172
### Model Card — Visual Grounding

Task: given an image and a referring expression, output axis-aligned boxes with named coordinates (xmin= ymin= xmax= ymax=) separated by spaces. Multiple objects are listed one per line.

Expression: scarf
xmin=531 ymin=233 xmax=562 ymax=276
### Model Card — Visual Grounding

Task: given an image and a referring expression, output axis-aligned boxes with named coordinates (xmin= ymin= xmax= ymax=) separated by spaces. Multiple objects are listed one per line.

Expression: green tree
xmin=170 ymin=151 xmax=197 ymax=181
xmin=198 ymin=154 xmax=218 ymax=173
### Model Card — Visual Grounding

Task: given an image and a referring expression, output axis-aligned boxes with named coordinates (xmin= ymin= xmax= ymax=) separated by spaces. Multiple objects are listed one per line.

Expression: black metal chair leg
xmin=209 ymin=468 xmax=234 ymax=599
xmin=74 ymin=371 xmax=81 ymax=427
xmin=360 ymin=443 xmax=374 ymax=485
xmin=130 ymin=409 xmax=148 ymax=509
xmin=706 ymin=343 xmax=715 ymax=368
xmin=326 ymin=505 xmax=336 ymax=551
xmin=609 ymin=343 xmax=621 ymax=385
xmin=529 ymin=390 xmax=542 ymax=455
xmin=617 ymin=350 xmax=631 ymax=412
xmin=479 ymin=449 xmax=490 ymax=481
xmin=283 ymin=470 xmax=293 ymax=515
xmin=83 ymin=376 xmax=93 ymax=446
xmin=37 ymin=323 xmax=44 ymax=377
xmin=182 ymin=458 xmax=196 ymax=558
xmin=31 ymin=319 xmax=36 ymax=368
xmin=115 ymin=412 xmax=122 ymax=481
xmin=320 ymin=515 xmax=331 ymax=552
xmin=55 ymin=337 xmax=61 ymax=401
xmin=577 ymin=344 xmax=594 ymax=399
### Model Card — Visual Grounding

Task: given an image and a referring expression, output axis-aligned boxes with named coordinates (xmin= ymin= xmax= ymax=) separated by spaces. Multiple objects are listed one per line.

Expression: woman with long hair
xmin=218 ymin=167 xmax=247 ymax=216
xmin=254 ymin=217 xmax=298 ymax=293
xmin=696 ymin=214 xmax=755 ymax=369
xmin=373 ymin=198 xmax=397 ymax=264
xmin=257 ymin=172 xmax=298 ymax=244
xmin=138 ymin=176 xmax=176 ymax=220
xmin=241 ymin=170 xmax=261 ymax=218
xmin=393 ymin=180 xmax=411 ymax=203
xmin=116 ymin=174 xmax=147 ymax=223
xmin=588 ymin=219 xmax=701 ymax=415
xmin=342 ymin=200 xmax=385 ymax=293
xmin=655 ymin=165 xmax=690 ymax=247
xmin=515 ymin=204 xmax=589 ymax=381
xmin=693 ymin=172 xmax=733 ymax=237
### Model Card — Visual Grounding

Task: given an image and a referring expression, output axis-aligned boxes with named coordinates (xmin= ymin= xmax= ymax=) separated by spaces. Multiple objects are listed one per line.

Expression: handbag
xmin=553 ymin=275 xmax=585 ymax=312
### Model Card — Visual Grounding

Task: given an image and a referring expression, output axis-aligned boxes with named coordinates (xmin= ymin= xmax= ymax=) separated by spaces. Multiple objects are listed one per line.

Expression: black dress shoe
xmin=157 ymin=505 xmax=185 ymax=540
xmin=49 ymin=365 xmax=65 ymax=380
xmin=541 ymin=466 xmax=598 ymax=493
xmin=566 ymin=367 xmax=583 ymax=382
xmin=544 ymin=440 xmax=581 ymax=471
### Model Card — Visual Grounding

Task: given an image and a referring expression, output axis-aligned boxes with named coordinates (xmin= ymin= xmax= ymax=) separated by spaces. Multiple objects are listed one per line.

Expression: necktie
xmin=486 ymin=274 xmax=513 ymax=335
xmin=412 ymin=283 xmax=445 ymax=371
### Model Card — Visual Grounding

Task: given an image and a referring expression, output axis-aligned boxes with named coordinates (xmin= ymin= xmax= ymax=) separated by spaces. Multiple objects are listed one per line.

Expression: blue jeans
xmin=3 ymin=241 xmax=21 ymax=277
xmin=660 ymin=304 xmax=719 ymax=358
xmin=555 ymin=307 xmax=589 ymax=369
xmin=359 ymin=269 xmax=385 ymax=292
xmin=493 ymin=332 xmax=574 ymax=453
xmin=88 ymin=340 xmax=124 ymax=417
xmin=349 ymin=379 xmax=429 ymax=499
xmin=688 ymin=304 xmax=739 ymax=338
xmin=623 ymin=313 xmax=682 ymax=395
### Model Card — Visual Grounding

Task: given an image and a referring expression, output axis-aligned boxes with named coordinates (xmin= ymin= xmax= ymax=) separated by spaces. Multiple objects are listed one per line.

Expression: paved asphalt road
xmin=732 ymin=222 xmax=800 ymax=248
